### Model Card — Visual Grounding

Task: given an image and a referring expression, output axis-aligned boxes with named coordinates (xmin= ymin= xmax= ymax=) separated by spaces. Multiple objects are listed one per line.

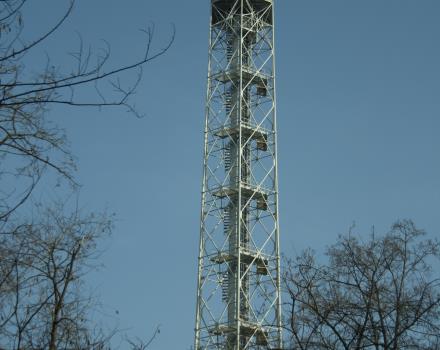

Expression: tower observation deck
xmin=195 ymin=1 xmax=282 ymax=349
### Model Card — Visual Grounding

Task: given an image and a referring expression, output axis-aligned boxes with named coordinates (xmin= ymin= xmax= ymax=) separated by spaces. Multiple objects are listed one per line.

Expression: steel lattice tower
xmin=194 ymin=1 xmax=281 ymax=350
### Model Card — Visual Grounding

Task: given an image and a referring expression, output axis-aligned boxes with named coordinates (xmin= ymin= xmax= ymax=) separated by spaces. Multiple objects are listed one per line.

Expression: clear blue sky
xmin=24 ymin=1 xmax=440 ymax=348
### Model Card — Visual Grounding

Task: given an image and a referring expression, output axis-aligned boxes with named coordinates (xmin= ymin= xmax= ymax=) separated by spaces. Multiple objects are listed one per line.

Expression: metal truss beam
xmin=195 ymin=1 xmax=281 ymax=349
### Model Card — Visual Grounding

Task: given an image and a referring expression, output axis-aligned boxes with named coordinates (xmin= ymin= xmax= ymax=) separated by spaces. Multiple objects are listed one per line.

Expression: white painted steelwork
xmin=195 ymin=1 xmax=281 ymax=349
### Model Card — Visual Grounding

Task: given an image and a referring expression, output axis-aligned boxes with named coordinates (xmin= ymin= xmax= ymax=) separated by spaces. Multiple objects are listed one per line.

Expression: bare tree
xmin=0 ymin=200 xmax=115 ymax=349
xmin=0 ymin=200 xmax=160 ymax=349
xmin=125 ymin=326 xmax=161 ymax=350
xmin=284 ymin=220 xmax=440 ymax=350
xmin=0 ymin=0 xmax=174 ymax=223
xmin=0 ymin=1 xmax=171 ymax=348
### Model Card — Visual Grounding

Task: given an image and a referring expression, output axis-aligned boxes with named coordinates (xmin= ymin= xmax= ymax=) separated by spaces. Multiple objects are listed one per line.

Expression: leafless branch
xmin=283 ymin=220 xmax=440 ymax=350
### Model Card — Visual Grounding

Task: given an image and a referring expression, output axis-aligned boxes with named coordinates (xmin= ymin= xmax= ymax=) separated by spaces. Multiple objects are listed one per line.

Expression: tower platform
xmin=212 ymin=183 xmax=269 ymax=210
xmin=212 ymin=0 xmax=273 ymax=25
xmin=214 ymin=123 xmax=269 ymax=151
xmin=209 ymin=322 xmax=268 ymax=346
xmin=210 ymin=249 xmax=270 ymax=275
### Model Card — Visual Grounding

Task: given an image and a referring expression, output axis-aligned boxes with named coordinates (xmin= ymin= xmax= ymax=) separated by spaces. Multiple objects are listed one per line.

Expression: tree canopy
xmin=284 ymin=220 xmax=440 ymax=350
